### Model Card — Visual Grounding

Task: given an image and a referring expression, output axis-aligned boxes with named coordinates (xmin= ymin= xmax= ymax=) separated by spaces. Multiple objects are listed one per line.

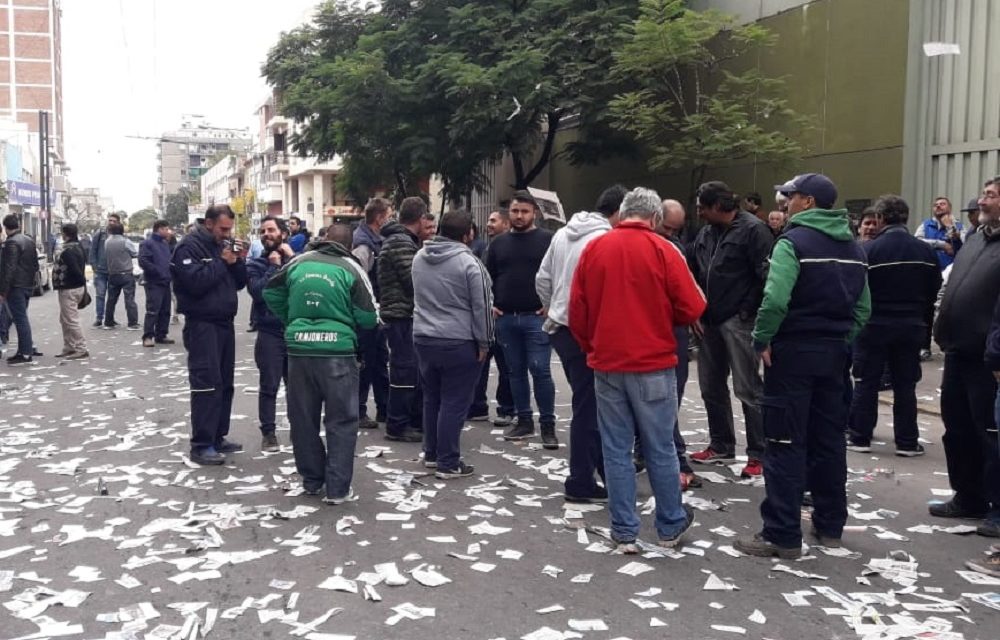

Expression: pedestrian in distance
xmin=52 ymin=223 xmax=89 ymax=360
xmin=569 ymin=186 xmax=706 ymax=553
xmin=288 ymin=216 xmax=310 ymax=254
xmin=536 ymin=184 xmax=625 ymax=503
xmin=88 ymin=213 xmax=121 ymax=327
xmin=263 ymin=224 xmax=378 ymax=504
xmin=736 ymin=173 xmax=870 ymax=559
xmin=247 ymin=216 xmax=295 ymax=453
xmin=858 ymin=207 xmax=880 ymax=243
xmin=0 ymin=214 xmax=40 ymax=365
xmin=412 ymin=210 xmax=494 ymax=479
xmin=171 ymin=205 xmax=248 ymax=466
xmin=138 ymin=220 xmax=176 ymax=347
xmin=102 ymin=222 xmax=139 ymax=330
xmin=353 ymin=198 xmax=392 ymax=430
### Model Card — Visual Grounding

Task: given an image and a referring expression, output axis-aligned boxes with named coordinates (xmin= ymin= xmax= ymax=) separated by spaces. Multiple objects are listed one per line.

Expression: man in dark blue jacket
xmin=247 ymin=216 xmax=294 ymax=453
xmin=139 ymin=220 xmax=175 ymax=347
xmin=171 ymin=205 xmax=248 ymax=465
xmin=847 ymin=196 xmax=941 ymax=456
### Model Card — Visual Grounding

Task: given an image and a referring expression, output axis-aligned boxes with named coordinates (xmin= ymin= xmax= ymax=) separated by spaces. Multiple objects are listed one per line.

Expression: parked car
xmin=32 ymin=251 xmax=52 ymax=296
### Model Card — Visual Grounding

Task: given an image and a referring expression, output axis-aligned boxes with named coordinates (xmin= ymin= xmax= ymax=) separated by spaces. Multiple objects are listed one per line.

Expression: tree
xmin=164 ymin=188 xmax=192 ymax=228
xmin=609 ymin=0 xmax=813 ymax=206
xmin=128 ymin=207 xmax=158 ymax=233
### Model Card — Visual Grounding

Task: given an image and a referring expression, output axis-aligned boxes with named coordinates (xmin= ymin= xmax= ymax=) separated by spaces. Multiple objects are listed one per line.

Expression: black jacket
xmin=687 ymin=211 xmax=774 ymax=325
xmin=935 ymin=227 xmax=1000 ymax=357
xmin=377 ymin=222 xmax=420 ymax=321
xmin=985 ymin=291 xmax=1000 ymax=371
xmin=247 ymin=254 xmax=288 ymax=337
xmin=863 ymin=225 xmax=942 ymax=328
xmin=139 ymin=233 xmax=172 ymax=284
xmin=0 ymin=231 xmax=39 ymax=295
xmin=171 ymin=226 xmax=247 ymax=322
xmin=54 ymin=241 xmax=87 ymax=290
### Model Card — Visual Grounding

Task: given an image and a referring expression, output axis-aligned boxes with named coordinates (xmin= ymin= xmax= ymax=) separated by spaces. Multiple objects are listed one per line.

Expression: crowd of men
xmin=1 ymin=169 xmax=998 ymax=580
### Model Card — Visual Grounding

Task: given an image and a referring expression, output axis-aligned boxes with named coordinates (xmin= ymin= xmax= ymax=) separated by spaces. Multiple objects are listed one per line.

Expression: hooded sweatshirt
xmin=752 ymin=208 xmax=870 ymax=350
xmin=535 ymin=211 xmax=612 ymax=330
xmin=411 ymin=236 xmax=494 ymax=350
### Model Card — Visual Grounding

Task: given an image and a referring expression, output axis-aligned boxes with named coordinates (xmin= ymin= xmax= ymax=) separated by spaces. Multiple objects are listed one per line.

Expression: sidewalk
xmin=878 ymin=355 xmax=944 ymax=417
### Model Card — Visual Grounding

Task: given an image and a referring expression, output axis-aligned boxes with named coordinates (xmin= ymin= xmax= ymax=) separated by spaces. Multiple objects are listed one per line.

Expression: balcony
xmin=267 ymin=114 xmax=290 ymax=133
xmin=269 ymin=151 xmax=289 ymax=173
xmin=264 ymin=181 xmax=284 ymax=203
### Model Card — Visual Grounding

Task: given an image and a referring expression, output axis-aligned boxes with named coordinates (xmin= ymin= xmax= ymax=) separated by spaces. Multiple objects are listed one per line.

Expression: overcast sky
xmin=62 ymin=0 xmax=322 ymax=213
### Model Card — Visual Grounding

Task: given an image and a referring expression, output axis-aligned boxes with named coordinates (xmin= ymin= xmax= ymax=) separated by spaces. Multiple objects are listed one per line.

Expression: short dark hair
xmin=2 ymin=214 xmax=19 ymax=231
xmin=61 ymin=223 xmax=79 ymax=241
xmin=205 ymin=204 xmax=235 ymax=221
xmin=491 ymin=208 xmax=510 ymax=221
xmin=440 ymin=210 xmax=473 ymax=242
xmin=108 ymin=213 xmax=122 ymax=223
xmin=152 ymin=219 xmax=170 ymax=232
xmin=985 ymin=176 xmax=1000 ymax=189
xmin=697 ymin=181 xmax=738 ymax=212
xmin=364 ymin=197 xmax=392 ymax=224
xmin=325 ymin=223 xmax=353 ymax=248
xmin=595 ymin=184 xmax=627 ymax=217
xmin=260 ymin=216 xmax=289 ymax=235
xmin=744 ymin=192 xmax=763 ymax=207
xmin=399 ymin=196 xmax=428 ymax=225
xmin=510 ymin=190 xmax=538 ymax=211
xmin=108 ymin=222 xmax=125 ymax=235
xmin=875 ymin=194 xmax=910 ymax=225
xmin=860 ymin=206 xmax=878 ymax=220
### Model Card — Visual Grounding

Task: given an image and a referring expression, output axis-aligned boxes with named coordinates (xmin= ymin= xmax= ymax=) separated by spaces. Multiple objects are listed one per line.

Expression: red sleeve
xmin=663 ymin=241 xmax=706 ymax=327
xmin=569 ymin=245 xmax=593 ymax=353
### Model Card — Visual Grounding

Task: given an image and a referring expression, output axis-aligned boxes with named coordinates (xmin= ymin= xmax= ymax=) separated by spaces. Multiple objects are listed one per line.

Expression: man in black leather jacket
xmin=0 ymin=214 xmax=40 ymax=364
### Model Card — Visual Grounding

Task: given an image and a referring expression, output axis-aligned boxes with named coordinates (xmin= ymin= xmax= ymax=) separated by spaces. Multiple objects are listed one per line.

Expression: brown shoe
xmin=142 ymin=338 xmax=154 ymax=348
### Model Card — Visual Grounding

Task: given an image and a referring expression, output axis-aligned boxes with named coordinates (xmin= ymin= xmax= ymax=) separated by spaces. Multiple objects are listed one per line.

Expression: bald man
xmin=325 ymin=223 xmax=354 ymax=249
xmin=660 ymin=200 xmax=686 ymax=239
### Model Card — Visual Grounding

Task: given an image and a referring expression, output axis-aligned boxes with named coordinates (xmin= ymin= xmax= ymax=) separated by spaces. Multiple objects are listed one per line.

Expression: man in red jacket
xmin=570 ymin=187 xmax=707 ymax=552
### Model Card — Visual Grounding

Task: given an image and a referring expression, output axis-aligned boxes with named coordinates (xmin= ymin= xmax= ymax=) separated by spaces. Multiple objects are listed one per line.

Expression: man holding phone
xmin=171 ymin=205 xmax=248 ymax=465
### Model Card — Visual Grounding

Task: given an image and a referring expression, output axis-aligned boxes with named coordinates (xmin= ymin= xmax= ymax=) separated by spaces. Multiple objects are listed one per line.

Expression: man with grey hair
xmin=570 ymin=187 xmax=706 ymax=552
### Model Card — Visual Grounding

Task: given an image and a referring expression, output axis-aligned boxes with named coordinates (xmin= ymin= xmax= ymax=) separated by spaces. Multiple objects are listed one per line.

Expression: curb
xmin=878 ymin=391 xmax=940 ymax=417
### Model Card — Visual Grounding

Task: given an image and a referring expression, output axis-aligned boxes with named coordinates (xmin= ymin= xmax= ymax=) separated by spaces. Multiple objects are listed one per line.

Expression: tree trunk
xmin=511 ymin=151 xmax=526 ymax=189
xmin=521 ymin=111 xmax=563 ymax=188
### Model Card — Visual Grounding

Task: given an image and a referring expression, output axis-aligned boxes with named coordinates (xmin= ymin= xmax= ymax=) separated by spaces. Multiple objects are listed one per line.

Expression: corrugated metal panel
xmin=904 ymin=0 xmax=1000 ymax=226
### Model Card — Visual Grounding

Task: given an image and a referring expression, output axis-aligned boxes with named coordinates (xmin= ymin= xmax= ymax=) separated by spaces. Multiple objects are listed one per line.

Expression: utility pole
xmin=38 ymin=110 xmax=51 ymax=259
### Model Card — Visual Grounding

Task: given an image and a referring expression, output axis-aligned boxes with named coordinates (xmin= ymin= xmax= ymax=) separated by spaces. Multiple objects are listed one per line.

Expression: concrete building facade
xmin=156 ymin=116 xmax=250 ymax=209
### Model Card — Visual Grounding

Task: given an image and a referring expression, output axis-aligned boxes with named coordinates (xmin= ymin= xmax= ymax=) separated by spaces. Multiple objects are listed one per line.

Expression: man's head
xmin=932 ymin=196 xmax=952 ymax=220
xmin=508 ymin=191 xmax=538 ymax=232
xmin=977 ymin=177 xmax=1000 ymax=228
xmin=743 ymin=192 xmax=763 ymax=214
xmin=767 ymin=210 xmax=787 ymax=233
xmin=153 ymin=219 xmax=172 ymax=240
xmin=61 ymin=223 xmax=79 ymax=242
xmin=398 ymin=196 xmax=428 ymax=232
xmin=596 ymin=184 xmax=627 ymax=226
xmin=774 ymin=173 xmax=838 ymax=216
xmin=259 ymin=216 xmax=289 ymax=252
xmin=289 ymin=216 xmax=302 ymax=234
xmin=364 ymin=197 xmax=393 ymax=230
xmin=875 ymin=194 xmax=909 ymax=227
xmin=204 ymin=204 xmax=236 ymax=245
xmin=106 ymin=213 xmax=121 ymax=230
xmin=421 ymin=213 xmax=436 ymax=241
xmin=962 ymin=197 xmax=981 ymax=228
xmin=859 ymin=207 xmax=879 ymax=242
xmin=325 ymin=223 xmax=354 ymax=249
xmin=660 ymin=199 xmax=686 ymax=238
xmin=440 ymin=210 xmax=474 ymax=244
xmin=696 ymin=181 xmax=738 ymax=225
xmin=108 ymin=222 xmax=125 ymax=236
xmin=619 ymin=187 xmax=663 ymax=227
xmin=2 ymin=214 xmax=19 ymax=233
xmin=486 ymin=209 xmax=510 ymax=237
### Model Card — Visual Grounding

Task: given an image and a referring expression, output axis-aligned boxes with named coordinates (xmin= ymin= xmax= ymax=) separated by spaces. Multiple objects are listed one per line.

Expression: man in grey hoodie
xmin=412 ymin=210 xmax=494 ymax=479
xmin=536 ymin=185 xmax=625 ymax=503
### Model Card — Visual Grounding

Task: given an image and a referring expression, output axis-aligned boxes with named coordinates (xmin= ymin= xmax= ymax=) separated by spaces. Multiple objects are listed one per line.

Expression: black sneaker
xmin=127 ymin=324 xmax=141 ymax=331
xmin=976 ymin=520 xmax=1000 ymax=538
xmin=846 ymin=439 xmax=871 ymax=453
xmin=658 ymin=504 xmax=695 ymax=548
xmin=503 ymin=420 xmax=535 ymax=441
xmin=92 ymin=320 xmax=103 ymax=328
xmin=920 ymin=349 xmax=932 ymax=361
xmin=491 ymin=414 xmax=515 ymax=427
xmin=809 ymin=527 xmax=842 ymax=548
xmin=385 ymin=429 xmax=422 ymax=443
xmin=6 ymin=354 xmax=32 ymax=366
xmin=895 ymin=444 xmax=925 ymax=457
xmin=375 ymin=411 xmax=387 ymax=424
xmin=358 ymin=416 xmax=379 ymax=430
xmin=540 ymin=423 xmax=559 ymax=450
xmin=734 ymin=533 xmax=802 ymax=559
xmin=261 ymin=433 xmax=279 ymax=452
xmin=190 ymin=447 xmax=225 ymax=465
xmin=634 ymin=456 xmax=647 ymax=475
xmin=155 ymin=338 xmax=176 ymax=345
xmin=565 ymin=486 xmax=608 ymax=504
xmin=216 ymin=438 xmax=243 ymax=454
xmin=435 ymin=462 xmax=475 ymax=479
xmin=929 ymin=499 xmax=986 ymax=520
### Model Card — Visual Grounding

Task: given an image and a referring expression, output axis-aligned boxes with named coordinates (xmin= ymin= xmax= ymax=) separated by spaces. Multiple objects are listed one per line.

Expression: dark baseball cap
xmin=774 ymin=173 xmax=838 ymax=209
xmin=961 ymin=198 xmax=980 ymax=212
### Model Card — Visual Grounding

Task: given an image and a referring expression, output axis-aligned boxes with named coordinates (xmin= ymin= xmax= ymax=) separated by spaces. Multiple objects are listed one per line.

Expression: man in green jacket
xmin=735 ymin=173 xmax=871 ymax=559
xmin=263 ymin=224 xmax=378 ymax=504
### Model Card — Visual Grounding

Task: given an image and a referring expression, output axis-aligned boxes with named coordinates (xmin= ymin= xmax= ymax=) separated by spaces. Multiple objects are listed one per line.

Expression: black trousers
xmin=940 ymin=352 xmax=1000 ymax=517
xmin=759 ymin=339 xmax=849 ymax=548
xmin=254 ymin=331 xmax=288 ymax=435
xmin=184 ymin=320 xmax=235 ymax=451
xmin=357 ymin=325 xmax=389 ymax=418
xmin=385 ymin=319 xmax=423 ymax=435
xmin=470 ymin=345 xmax=515 ymax=418
xmin=551 ymin=327 xmax=605 ymax=496
xmin=142 ymin=282 xmax=172 ymax=340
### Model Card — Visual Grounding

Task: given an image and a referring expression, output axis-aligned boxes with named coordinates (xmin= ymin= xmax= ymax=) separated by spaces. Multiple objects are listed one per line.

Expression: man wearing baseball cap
xmin=735 ymin=172 xmax=871 ymax=559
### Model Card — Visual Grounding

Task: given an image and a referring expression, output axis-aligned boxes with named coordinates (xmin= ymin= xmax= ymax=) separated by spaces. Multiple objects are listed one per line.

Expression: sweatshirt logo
xmin=293 ymin=331 xmax=339 ymax=343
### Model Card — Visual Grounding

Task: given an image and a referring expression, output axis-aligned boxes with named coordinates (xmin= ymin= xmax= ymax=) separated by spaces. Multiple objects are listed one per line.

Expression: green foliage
xmin=609 ymin=0 xmax=813 ymax=198
xmin=164 ymin=189 xmax=192 ymax=228
xmin=128 ymin=207 xmax=158 ymax=233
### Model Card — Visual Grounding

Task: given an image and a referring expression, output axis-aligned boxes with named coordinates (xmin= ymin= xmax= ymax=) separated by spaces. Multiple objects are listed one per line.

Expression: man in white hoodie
xmin=536 ymin=185 xmax=625 ymax=503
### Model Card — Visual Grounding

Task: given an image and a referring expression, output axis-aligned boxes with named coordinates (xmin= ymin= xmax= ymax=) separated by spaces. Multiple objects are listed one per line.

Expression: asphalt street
xmin=1 ymin=286 xmax=998 ymax=640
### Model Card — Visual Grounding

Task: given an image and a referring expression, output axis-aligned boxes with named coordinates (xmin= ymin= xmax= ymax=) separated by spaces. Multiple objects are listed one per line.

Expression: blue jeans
xmin=495 ymin=313 xmax=555 ymax=424
xmin=93 ymin=272 xmax=109 ymax=323
xmin=596 ymin=368 xmax=685 ymax=542
xmin=6 ymin=287 xmax=32 ymax=356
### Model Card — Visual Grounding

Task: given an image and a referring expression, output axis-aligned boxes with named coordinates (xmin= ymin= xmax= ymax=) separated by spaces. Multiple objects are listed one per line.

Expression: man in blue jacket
xmin=247 ymin=216 xmax=294 ymax=453
xmin=171 ymin=205 xmax=248 ymax=465
xmin=138 ymin=220 xmax=175 ymax=348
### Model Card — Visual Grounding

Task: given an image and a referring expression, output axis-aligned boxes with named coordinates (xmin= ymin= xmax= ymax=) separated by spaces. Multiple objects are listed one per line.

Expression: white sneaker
xmin=323 ymin=488 xmax=358 ymax=505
